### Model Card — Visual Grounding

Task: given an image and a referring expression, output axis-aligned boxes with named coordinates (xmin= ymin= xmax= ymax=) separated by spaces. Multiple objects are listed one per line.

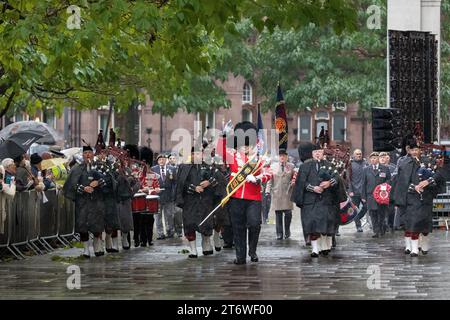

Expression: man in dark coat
xmin=152 ymin=154 xmax=177 ymax=239
xmin=361 ymin=152 xmax=391 ymax=238
xmin=63 ymin=146 xmax=107 ymax=258
xmin=291 ymin=143 xmax=340 ymax=257
xmin=175 ymin=147 xmax=223 ymax=258
xmin=393 ymin=141 xmax=441 ymax=256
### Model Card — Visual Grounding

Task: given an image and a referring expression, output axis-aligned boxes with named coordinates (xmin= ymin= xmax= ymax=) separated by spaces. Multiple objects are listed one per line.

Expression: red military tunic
xmin=216 ymin=137 xmax=271 ymax=201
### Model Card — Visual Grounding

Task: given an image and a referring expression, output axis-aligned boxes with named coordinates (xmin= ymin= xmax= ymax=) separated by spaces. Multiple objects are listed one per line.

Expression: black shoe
xmin=188 ymin=254 xmax=198 ymax=258
xmin=215 ymin=247 xmax=222 ymax=252
xmin=311 ymin=252 xmax=319 ymax=258
xmin=276 ymin=236 xmax=283 ymax=240
xmin=332 ymin=238 xmax=337 ymax=248
xmin=82 ymin=254 xmax=90 ymax=259
xmin=134 ymin=241 xmax=140 ymax=248
xmin=404 ymin=249 xmax=411 ymax=254
xmin=94 ymin=251 xmax=104 ymax=257
xmin=321 ymin=250 xmax=329 ymax=256
xmin=106 ymin=248 xmax=119 ymax=253
xmin=123 ymin=246 xmax=130 ymax=250
xmin=148 ymin=242 xmax=154 ymax=246
xmin=140 ymin=242 xmax=147 ymax=247
xmin=306 ymin=242 xmax=311 ymax=246
xmin=372 ymin=234 xmax=379 ymax=238
xmin=357 ymin=227 xmax=363 ymax=233
xmin=250 ymin=254 xmax=258 ymax=262
xmin=223 ymin=244 xmax=233 ymax=249
xmin=156 ymin=235 xmax=165 ymax=240
xmin=422 ymin=250 xmax=428 ymax=255
xmin=203 ymin=250 xmax=214 ymax=256
xmin=410 ymin=252 xmax=419 ymax=257
xmin=336 ymin=232 xmax=341 ymax=236
xmin=284 ymin=234 xmax=290 ymax=239
xmin=233 ymin=259 xmax=246 ymax=265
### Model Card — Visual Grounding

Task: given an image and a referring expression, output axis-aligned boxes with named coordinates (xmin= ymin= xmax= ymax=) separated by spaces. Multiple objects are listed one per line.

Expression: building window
xmin=315 ymin=111 xmax=329 ymax=120
xmin=242 ymin=82 xmax=252 ymax=104
xmin=242 ymin=109 xmax=253 ymax=122
xmin=205 ymin=111 xmax=215 ymax=130
xmin=12 ymin=113 xmax=28 ymax=122
xmin=43 ymin=109 xmax=57 ymax=129
xmin=332 ymin=114 xmax=346 ymax=142
xmin=298 ymin=115 xmax=312 ymax=141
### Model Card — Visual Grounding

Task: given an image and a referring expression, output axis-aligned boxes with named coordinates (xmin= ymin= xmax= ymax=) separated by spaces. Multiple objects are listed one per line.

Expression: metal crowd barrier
xmin=0 ymin=189 xmax=76 ymax=260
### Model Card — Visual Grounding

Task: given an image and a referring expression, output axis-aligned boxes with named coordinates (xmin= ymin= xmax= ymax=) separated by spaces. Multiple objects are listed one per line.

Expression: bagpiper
xmin=63 ymin=146 xmax=107 ymax=258
xmin=393 ymin=140 xmax=442 ymax=256
xmin=292 ymin=143 xmax=342 ymax=257
xmin=175 ymin=145 xmax=223 ymax=258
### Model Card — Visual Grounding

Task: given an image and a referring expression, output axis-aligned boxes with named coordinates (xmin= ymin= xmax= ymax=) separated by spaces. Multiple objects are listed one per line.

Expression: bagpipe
xmin=322 ymin=144 xmax=361 ymax=225
xmin=322 ymin=144 xmax=351 ymax=177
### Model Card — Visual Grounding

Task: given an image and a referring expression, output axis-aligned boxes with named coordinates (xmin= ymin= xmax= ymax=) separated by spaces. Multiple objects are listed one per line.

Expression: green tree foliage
xmin=249 ymin=0 xmax=387 ymax=113
xmin=0 ymin=0 xmax=357 ymax=117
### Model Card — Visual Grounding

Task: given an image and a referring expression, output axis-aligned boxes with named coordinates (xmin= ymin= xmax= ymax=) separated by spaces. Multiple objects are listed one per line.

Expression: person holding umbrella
xmin=30 ymin=153 xmax=55 ymax=191
xmin=14 ymin=155 xmax=36 ymax=192
xmin=1 ymin=158 xmax=17 ymax=195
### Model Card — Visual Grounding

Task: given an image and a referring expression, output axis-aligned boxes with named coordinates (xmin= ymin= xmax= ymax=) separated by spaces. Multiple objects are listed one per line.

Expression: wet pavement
xmin=1 ymin=209 xmax=450 ymax=300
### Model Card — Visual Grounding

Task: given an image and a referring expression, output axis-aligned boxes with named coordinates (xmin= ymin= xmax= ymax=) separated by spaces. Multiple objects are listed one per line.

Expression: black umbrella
xmin=0 ymin=131 xmax=45 ymax=160
xmin=0 ymin=121 xmax=61 ymax=145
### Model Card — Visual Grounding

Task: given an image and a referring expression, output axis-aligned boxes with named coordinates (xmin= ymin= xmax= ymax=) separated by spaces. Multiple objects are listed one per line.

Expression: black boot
xmin=248 ymin=226 xmax=261 ymax=263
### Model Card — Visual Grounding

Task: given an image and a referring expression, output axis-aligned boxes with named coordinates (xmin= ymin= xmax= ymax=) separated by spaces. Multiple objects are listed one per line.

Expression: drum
xmin=146 ymin=195 xmax=160 ymax=214
xmin=132 ymin=193 xmax=147 ymax=213
xmin=339 ymin=197 xmax=362 ymax=225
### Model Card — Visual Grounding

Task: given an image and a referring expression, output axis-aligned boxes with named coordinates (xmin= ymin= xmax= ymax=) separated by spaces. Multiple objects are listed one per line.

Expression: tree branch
xmin=0 ymin=90 xmax=16 ymax=118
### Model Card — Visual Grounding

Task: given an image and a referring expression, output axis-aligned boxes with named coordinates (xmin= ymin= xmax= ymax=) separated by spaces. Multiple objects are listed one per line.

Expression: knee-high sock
xmin=201 ymin=234 xmax=213 ymax=252
xmin=421 ymin=234 xmax=430 ymax=252
xmin=93 ymin=237 xmax=103 ymax=253
xmin=213 ymin=230 xmax=222 ymax=248
xmin=326 ymin=236 xmax=332 ymax=251
xmin=121 ymin=232 xmax=129 ymax=248
xmin=105 ymin=233 xmax=112 ymax=249
xmin=411 ymin=239 xmax=419 ymax=255
xmin=311 ymin=240 xmax=319 ymax=254
xmin=83 ymin=241 xmax=90 ymax=256
xmin=189 ymin=240 xmax=198 ymax=256
xmin=404 ymin=236 xmax=411 ymax=252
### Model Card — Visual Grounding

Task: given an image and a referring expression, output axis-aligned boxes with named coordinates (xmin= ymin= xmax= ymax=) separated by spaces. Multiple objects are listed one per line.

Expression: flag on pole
xmin=275 ymin=83 xmax=288 ymax=151
xmin=256 ymin=104 xmax=265 ymax=155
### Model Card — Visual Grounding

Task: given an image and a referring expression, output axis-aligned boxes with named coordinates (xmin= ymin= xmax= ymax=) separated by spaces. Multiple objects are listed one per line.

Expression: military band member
xmin=393 ymin=140 xmax=441 ymax=256
xmin=115 ymin=160 xmax=140 ymax=250
xmin=292 ymin=143 xmax=340 ymax=257
xmin=216 ymin=121 xmax=272 ymax=264
xmin=93 ymin=150 xmax=120 ymax=253
xmin=176 ymin=146 xmax=222 ymax=258
xmin=63 ymin=146 xmax=107 ymax=258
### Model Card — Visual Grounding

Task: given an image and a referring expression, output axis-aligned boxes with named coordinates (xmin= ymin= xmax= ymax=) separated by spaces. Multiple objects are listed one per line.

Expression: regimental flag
xmin=256 ymin=104 xmax=265 ymax=155
xmin=275 ymin=84 xmax=288 ymax=151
